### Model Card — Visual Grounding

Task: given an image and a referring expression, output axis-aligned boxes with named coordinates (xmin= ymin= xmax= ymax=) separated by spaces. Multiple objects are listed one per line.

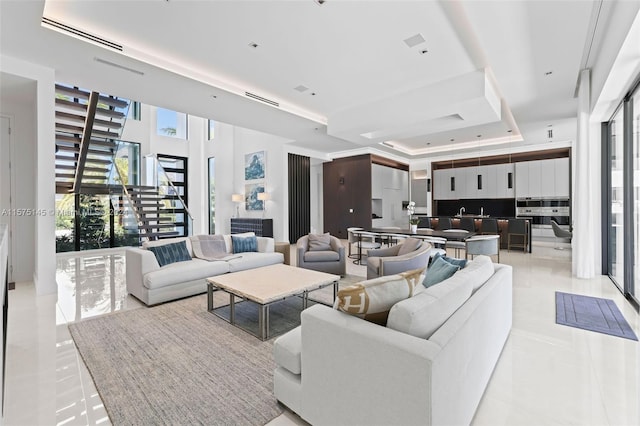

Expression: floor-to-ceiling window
xmin=208 ymin=157 xmax=215 ymax=234
xmin=610 ymin=107 xmax=625 ymax=289
xmin=605 ymin=75 xmax=640 ymax=309
xmin=632 ymin=85 xmax=640 ymax=302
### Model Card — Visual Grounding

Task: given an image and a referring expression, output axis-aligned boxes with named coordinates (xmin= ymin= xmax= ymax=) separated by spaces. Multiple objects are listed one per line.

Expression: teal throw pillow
xmin=148 ymin=241 xmax=191 ymax=267
xmin=432 ymin=252 xmax=467 ymax=269
xmin=423 ymin=256 xmax=460 ymax=288
xmin=232 ymin=235 xmax=258 ymax=253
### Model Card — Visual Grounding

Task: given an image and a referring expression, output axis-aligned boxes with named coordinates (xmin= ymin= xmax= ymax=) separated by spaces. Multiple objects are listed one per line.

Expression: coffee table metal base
xmin=207 ymin=281 xmax=338 ymax=340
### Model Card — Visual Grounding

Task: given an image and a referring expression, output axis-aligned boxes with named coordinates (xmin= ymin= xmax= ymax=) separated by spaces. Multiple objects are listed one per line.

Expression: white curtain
xmin=573 ymin=68 xmax=601 ymax=278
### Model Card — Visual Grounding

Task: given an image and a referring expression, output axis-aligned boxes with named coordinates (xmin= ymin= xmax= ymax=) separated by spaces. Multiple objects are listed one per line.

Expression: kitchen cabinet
xmin=478 ymin=165 xmax=497 ymax=198
xmin=497 ymin=163 xmax=515 ymax=198
xmin=554 ymin=158 xmax=570 ymax=197
xmin=462 ymin=166 xmax=477 ymax=199
xmin=410 ymin=170 xmax=428 ymax=207
xmin=434 ymin=169 xmax=453 ymax=200
xmin=515 ymin=159 xmax=568 ymax=198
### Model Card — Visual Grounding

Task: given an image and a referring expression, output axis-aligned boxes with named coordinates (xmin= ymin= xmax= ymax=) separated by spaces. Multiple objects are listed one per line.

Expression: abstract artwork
xmin=245 ymin=183 xmax=265 ymax=211
xmin=245 ymin=151 xmax=266 ymax=180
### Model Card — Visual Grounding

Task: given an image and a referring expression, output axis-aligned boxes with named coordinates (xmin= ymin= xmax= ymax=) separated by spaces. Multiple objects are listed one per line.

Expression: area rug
xmin=555 ymin=292 xmax=638 ymax=341
xmin=69 ymin=274 xmax=365 ymax=425
xmin=69 ymin=294 xmax=282 ymax=425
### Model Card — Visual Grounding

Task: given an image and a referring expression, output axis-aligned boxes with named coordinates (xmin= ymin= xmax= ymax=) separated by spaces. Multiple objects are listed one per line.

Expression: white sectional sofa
xmin=126 ymin=235 xmax=283 ymax=305
xmin=273 ymin=257 xmax=512 ymax=426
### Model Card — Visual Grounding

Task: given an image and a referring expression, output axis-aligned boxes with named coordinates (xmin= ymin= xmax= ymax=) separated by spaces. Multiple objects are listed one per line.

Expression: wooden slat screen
xmin=288 ymin=153 xmax=310 ymax=242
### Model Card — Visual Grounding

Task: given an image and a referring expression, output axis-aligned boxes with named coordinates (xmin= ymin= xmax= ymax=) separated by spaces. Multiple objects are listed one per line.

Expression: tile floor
xmin=3 ymin=244 xmax=639 ymax=426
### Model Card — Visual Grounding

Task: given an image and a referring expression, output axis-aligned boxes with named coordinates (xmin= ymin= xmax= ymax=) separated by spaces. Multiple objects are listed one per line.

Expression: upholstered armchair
xmin=366 ymin=238 xmax=431 ymax=279
xmin=297 ymin=234 xmax=346 ymax=276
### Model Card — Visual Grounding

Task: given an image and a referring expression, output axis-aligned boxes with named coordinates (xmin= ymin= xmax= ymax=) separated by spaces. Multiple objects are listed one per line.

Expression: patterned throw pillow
xmin=423 ymin=256 xmax=460 ymax=288
xmin=308 ymin=232 xmax=332 ymax=251
xmin=334 ymin=268 xmax=425 ymax=325
xmin=232 ymin=235 xmax=258 ymax=253
xmin=148 ymin=241 xmax=192 ymax=267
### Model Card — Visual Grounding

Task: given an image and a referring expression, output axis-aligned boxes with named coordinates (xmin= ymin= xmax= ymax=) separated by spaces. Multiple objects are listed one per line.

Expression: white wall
xmin=0 ymin=55 xmax=56 ymax=295
xmin=0 ymin=102 xmax=36 ymax=283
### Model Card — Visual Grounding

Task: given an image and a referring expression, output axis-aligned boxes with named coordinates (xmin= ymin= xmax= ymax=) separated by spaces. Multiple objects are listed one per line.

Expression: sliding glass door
xmin=632 ymin=88 xmax=639 ymax=302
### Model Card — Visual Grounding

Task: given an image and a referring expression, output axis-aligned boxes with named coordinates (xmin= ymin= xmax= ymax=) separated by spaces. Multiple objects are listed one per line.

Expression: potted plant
xmin=407 ymin=201 xmax=419 ymax=233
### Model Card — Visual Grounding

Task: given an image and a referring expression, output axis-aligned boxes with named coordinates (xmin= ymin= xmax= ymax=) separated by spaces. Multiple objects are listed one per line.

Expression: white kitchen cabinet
xmin=434 ymin=169 xmax=453 ymax=200
xmin=527 ymin=160 xmax=542 ymax=197
xmin=479 ymin=165 xmax=498 ymax=198
xmin=502 ymin=163 xmax=515 ymax=198
xmin=462 ymin=166 xmax=478 ymax=199
xmin=539 ymin=159 xmax=555 ymax=198
xmin=515 ymin=162 xmax=528 ymax=198
xmin=554 ymin=158 xmax=570 ymax=197
xmin=453 ymin=168 xmax=466 ymax=199
xmin=371 ymin=164 xmax=383 ymax=199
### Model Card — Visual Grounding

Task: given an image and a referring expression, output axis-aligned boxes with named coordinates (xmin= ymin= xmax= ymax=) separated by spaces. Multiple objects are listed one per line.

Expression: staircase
xmin=54 ymin=83 xmax=193 ymax=243
xmin=121 ymin=186 xmax=182 ymax=239
xmin=54 ymin=83 xmax=129 ymax=194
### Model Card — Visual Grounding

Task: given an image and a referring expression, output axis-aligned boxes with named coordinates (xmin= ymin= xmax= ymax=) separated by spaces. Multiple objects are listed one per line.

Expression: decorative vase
xmin=410 ymin=224 xmax=418 ymax=234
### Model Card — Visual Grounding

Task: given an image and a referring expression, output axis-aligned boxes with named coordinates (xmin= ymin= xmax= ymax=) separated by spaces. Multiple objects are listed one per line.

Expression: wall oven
xmin=516 ymin=198 xmax=570 ymax=227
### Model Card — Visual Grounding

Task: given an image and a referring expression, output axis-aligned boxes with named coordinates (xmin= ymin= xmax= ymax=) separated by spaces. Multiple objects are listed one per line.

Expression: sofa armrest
xmin=299 ymin=305 xmax=440 ymax=425
xmin=257 ymin=236 xmax=274 ymax=253
xmin=126 ymin=248 xmax=160 ymax=301
xmin=328 ymin=236 xmax=345 ymax=257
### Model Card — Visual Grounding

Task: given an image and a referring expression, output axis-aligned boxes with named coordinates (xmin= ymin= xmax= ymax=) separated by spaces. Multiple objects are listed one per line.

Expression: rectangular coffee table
xmin=206 ymin=264 xmax=340 ymax=340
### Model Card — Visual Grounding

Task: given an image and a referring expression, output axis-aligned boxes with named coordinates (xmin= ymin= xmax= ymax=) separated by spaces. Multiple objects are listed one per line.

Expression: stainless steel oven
xmin=516 ymin=198 xmax=570 ymax=227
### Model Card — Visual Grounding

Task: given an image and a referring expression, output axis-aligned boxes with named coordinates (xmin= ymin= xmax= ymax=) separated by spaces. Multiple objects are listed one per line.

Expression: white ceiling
xmin=0 ymin=0 xmax=600 ymax=160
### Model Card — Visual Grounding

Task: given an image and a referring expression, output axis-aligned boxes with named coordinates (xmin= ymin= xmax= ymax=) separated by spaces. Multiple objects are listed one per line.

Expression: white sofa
xmin=273 ymin=257 xmax=512 ymax=426
xmin=126 ymin=235 xmax=283 ymax=305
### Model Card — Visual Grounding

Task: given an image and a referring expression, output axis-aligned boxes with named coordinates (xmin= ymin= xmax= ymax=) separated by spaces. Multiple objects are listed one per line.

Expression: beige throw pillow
xmin=308 ymin=232 xmax=331 ymax=251
xmin=397 ymin=237 xmax=422 ymax=256
xmin=334 ymin=268 xmax=425 ymax=325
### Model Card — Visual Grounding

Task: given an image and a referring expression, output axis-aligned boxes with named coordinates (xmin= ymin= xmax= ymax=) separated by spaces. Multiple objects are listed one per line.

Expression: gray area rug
xmin=556 ymin=292 xmax=638 ymax=341
xmin=69 ymin=274 xmax=365 ymax=425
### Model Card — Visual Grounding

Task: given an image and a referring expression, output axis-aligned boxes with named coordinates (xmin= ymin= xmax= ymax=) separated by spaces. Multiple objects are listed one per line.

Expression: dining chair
xmin=465 ymin=234 xmax=500 ymax=263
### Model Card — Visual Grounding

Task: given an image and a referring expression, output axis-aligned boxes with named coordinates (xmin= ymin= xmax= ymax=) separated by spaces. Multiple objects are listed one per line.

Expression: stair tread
xmin=55 ymin=85 xmax=129 ymax=108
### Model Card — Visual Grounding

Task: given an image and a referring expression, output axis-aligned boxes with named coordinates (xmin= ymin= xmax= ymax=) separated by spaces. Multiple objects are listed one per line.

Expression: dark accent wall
xmin=323 ymin=155 xmax=372 ymax=239
xmin=288 ymin=153 xmax=310 ymax=242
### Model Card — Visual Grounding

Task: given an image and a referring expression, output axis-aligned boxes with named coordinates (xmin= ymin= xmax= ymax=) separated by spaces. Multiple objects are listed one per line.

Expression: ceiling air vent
xmin=245 ymin=92 xmax=280 ymax=107
xmin=42 ymin=17 xmax=123 ymax=51
xmin=548 ymin=129 xmax=553 ymax=139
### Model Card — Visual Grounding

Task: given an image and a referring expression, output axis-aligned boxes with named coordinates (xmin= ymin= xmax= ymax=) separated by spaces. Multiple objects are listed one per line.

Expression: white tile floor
xmin=3 ymin=244 xmax=639 ymax=426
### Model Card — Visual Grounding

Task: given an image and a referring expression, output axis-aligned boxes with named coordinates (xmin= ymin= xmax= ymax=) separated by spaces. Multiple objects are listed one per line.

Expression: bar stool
xmin=459 ymin=217 xmax=476 ymax=232
xmin=507 ymin=218 xmax=528 ymax=252
xmin=436 ymin=217 xmax=452 ymax=230
xmin=480 ymin=218 xmax=499 ymax=234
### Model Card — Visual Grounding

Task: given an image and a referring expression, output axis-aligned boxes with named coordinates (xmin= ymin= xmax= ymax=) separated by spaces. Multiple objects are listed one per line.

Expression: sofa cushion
xmin=273 ymin=327 xmax=302 ymax=374
xmin=143 ymin=258 xmax=230 ymax=290
xmin=308 ymin=233 xmax=331 ymax=251
xmin=304 ymin=250 xmax=340 ymax=262
xmin=147 ymin=241 xmax=192 ymax=267
xmin=333 ymin=268 xmax=424 ymax=325
xmin=462 ymin=255 xmax=494 ymax=292
xmin=143 ymin=236 xmax=193 ymax=257
xmin=431 ymin=252 xmax=467 ymax=269
xmin=397 ymin=237 xmax=422 ymax=256
xmin=227 ymin=252 xmax=284 ymax=273
xmin=423 ymin=256 xmax=459 ymax=288
xmin=232 ymin=235 xmax=258 ymax=253
xmin=387 ymin=270 xmax=473 ymax=339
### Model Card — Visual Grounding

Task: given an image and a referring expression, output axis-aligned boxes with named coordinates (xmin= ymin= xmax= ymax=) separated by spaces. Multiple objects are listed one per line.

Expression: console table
xmin=230 ymin=218 xmax=273 ymax=237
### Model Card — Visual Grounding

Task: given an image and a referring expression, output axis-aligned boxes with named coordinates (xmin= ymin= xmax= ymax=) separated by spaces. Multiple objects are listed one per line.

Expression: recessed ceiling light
xmin=426 ymin=142 xmax=431 ymax=145
xmin=314 ymin=0 xmax=326 ymax=5
xmin=477 ymin=134 xmax=482 ymax=138
xmin=310 ymin=92 xmax=316 ymax=96
xmin=507 ymin=129 xmax=512 ymax=133
xmin=450 ymin=138 xmax=455 ymax=142
xmin=544 ymin=71 xmax=553 ymax=76
xmin=420 ymin=49 xmax=428 ymax=55
xmin=547 ymin=124 xmax=553 ymax=127
xmin=211 ymin=95 xmax=217 ymax=99
xmin=294 ymin=85 xmax=309 ymax=93
xmin=403 ymin=33 xmax=426 ymax=48
xmin=248 ymin=42 xmax=259 ymax=49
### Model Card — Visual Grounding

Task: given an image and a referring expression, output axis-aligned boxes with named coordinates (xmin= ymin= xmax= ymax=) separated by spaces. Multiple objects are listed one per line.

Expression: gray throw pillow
xmin=423 ymin=256 xmax=460 ymax=288
xmin=397 ymin=237 xmax=422 ymax=256
xmin=308 ymin=232 xmax=332 ymax=251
